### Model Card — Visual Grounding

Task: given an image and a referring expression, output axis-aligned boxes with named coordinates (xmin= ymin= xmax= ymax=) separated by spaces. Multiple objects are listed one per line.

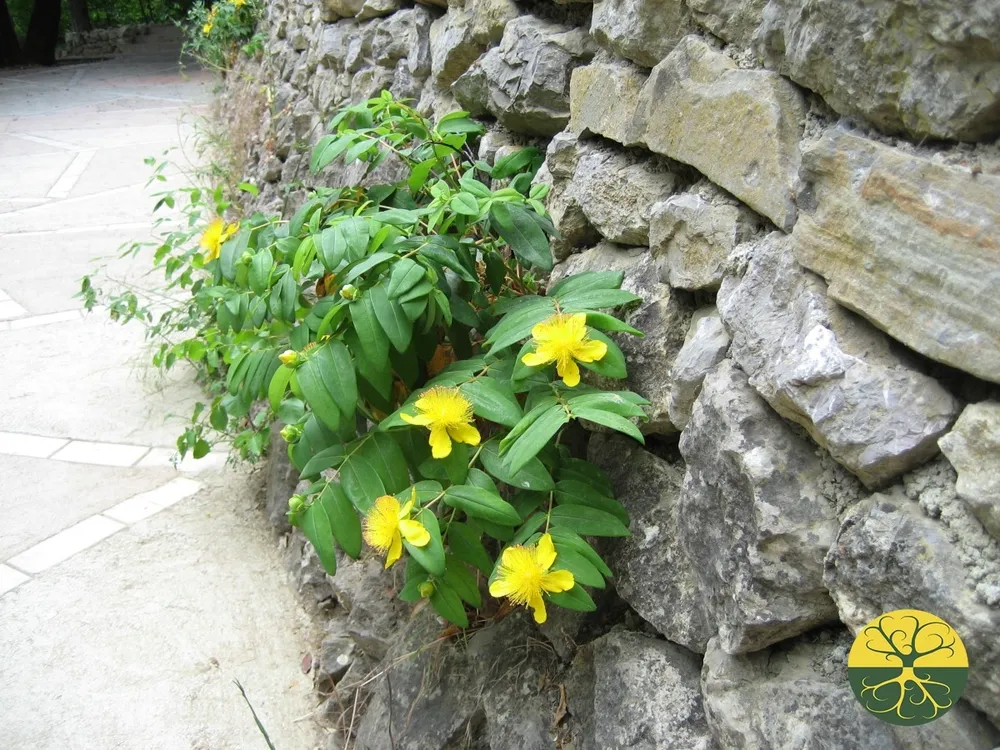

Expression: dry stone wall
xmin=230 ymin=0 xmax=1000 ymax=746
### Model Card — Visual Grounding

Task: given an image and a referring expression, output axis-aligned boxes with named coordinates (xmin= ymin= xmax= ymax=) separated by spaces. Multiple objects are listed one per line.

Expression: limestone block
xmin=666 ymin=306 xmax=729 ymax=430
xmin=940 ymin=401 xmax=1000 ymax=539
xmin=679 ymin=360 xmax=850 ymax=653
xmin=650 ymin=182 xmax=760 ymax=290
xmin=687 ymin=0 xmax=766 ymax=47
xmin=568 ymin=62 xmax=647 ymax=145
xmin=631 ymin=35 xmax=806 ymax=231
xmin=719 ymin=232 xmax=960 ymax=488
xmin=452 ymin=16 xmax=596 ymax=136
xmin=792 ymin=129 xmax=1000 ymax=384
xmin=591 ymin=0 xmax=695 ymax=68
xmin=754 ymin=0 xmax=1000 ymax=141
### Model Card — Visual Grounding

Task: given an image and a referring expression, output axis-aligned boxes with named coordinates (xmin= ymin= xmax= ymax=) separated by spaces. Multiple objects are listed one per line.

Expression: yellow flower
xmin=401 ymin=386 xmax=480 ymax=459
xmin=363 ymin=494 xmax=430 ymax=568
xmin=229 ymin=0 xmax=246 ymax=6
xmin=199 ymin=217 xmax=237 ymax=261
xmin=521 ymin=312 xmax=607 ymax=387
xmin=208 ymin=5 xmax=218 ymax=17
xmin=202 ymin=21 xmax=213 ymax=34
xmin=489 ymin=533 xmax=575 ymax=624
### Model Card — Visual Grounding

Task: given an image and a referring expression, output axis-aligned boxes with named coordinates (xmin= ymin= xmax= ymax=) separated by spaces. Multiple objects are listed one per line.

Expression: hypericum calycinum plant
xmin=86 ymin=92 xmax=650 ymax=627
xmin=182 ymin=0 xmax=264 ymax=71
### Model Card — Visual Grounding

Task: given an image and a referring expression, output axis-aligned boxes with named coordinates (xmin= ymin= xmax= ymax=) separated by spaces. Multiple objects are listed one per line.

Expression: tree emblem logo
xmin=848 ymin=609 xmax=969 ymax=725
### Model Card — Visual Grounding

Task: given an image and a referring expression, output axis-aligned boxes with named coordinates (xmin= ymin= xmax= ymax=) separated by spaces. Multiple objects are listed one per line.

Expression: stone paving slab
xmin=0 ymin=473 xmax=320 ymax=750
xmin=0 ymin=453 xmax=178 ymax=558
xmin=0 ymin=314 xmax=205 ymax=446
xmin=0 ymin=24 xmax=321 ymax=749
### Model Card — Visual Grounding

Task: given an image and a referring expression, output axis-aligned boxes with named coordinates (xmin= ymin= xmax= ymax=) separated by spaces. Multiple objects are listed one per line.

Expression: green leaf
xmin=479 ymin=439 xmax=554 ymax=491
xmin=583 ymin=311 xmax=644 ymax=337
xmin=554 ymin=480 xmax=630 ymax=526
xmin=443 ymin=554 xmax=481 ymax=607
xmin=249 ymin=248 xmax=274 ymax=293
xmin=450 ymin=192 xmax=480 ymax=217
xmin=558 ymin=458 xmax=614 ymax=497
xmin=220 ymin=228 xmax=251 ymax=282
xmin=551 ymin=545 xmax=605 ymax=588
xmin=299 ymin=500 xmax=337 ymax=575
xmin=278 ymin=397 xmax=306 ymax=425
xmin=386 ymin=257 xmax=426 ymax=298
xmin=403 ymin=508 xmax=445 ymax=576
xmin=289 ymin=198 xmax=322 ymax=237
xmin=429 ymin=580 xmax=469 ymax=627
xmin=343 ymin=251 xmax=397 ymax=283
xmin=268 ymin=365 xmax=294 ymax=411
xmin=444 ymin=485 xmax=521 ymax=525
xmin=491 ymin=147 xmax=539 ymax=180
xmin=485 ymin=296 xmax=555 ymax=351
xmin=567 ymin=392 xmax=647 ymax=420
xmin=318 ymin=226 xmax=345 ymax=271
xmin=368 ymin=284 xmax=413 ymax=353
xmin=350 ymin=294 xmax=390 ymax=364
xmin=447 ymin=522 xmax=493 ymax=575
xmin=578 ymin=329 xmax=627 ymax=379
xmin=511 ymin=512 xmax=547 ymax=545
xmin=549 ymin=504 xmax=630 ymax=537
xmin=408 ymin=158 xmax=436 ymax=195
xmin=547 ymin=585 xmax=597 ymax=612
xmin=419 ymin=240 xmax=477 ymax=284
xmin=491 ymin=202 xmax=553 ymax=272
xmin=501 ymin=404 xmax=569 ymax=476
xmin=548 ymin=529 xmax=613 ymax=578
xmin=460 ymin=378 xmax=523 ymax=428
xmin=297 ymin=341 xmax=358 ymax=431
xmin=571 ymin=406 xmax=645 ymax=444
xmin=300 ymin=444 xmax=347 ymax=478
xmin=558 ymin=288 xmax=642 ymax=311
xmin=311 ymin=133 xmax=355 ymax=172
xmin=435 ymin=114 xmax=484 ymax=135
xmin=548 ymin=271 xmax=624 ymax=299
xmin=210 ymin=403 xmax=228 ymax=431
xmin=340 ymin=433 xmax=410 ymax=512
xmin=320 ymin=482 xmax=362 ymax=558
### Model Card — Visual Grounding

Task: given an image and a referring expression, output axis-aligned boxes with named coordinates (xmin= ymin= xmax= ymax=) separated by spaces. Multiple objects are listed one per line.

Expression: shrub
xmin=181 ymin=0 xmax=262 ymax=71
xmin=82 ymin=92 xmax=650 ymax=627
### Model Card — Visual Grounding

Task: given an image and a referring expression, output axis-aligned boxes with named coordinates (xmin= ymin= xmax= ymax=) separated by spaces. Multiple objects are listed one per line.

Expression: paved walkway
xmin=0 ymin=28 xmax=321 ymax=749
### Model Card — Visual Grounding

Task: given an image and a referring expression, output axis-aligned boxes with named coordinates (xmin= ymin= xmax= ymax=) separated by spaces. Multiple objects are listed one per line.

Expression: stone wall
xmin=57 ymin=24 xmax=150 ymax=60
xmin=231 ymin=0 xmax=1000 ymax=746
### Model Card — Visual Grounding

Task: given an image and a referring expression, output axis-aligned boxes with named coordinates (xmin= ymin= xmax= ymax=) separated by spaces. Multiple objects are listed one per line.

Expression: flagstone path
xmin=0 ymin=27 xmax=322 ymax=749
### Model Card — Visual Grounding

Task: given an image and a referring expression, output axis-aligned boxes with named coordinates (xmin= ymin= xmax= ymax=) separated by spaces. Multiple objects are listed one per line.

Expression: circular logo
xmin=848 ymin=609 xmax=968 ymax=726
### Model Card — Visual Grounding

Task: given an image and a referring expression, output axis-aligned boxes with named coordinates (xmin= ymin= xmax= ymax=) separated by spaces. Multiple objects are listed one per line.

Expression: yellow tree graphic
xmin=848 ymin=610 xmax=969 ymax=726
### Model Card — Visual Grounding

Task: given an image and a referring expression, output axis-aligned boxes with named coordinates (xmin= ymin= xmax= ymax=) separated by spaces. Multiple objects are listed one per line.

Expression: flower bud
xmin=339 ymin=284 xmax=358 ymax=300
xmin=418 ymin=581 xmax=435 ymax=599
xmin=288 ymin=494 xmax=306 ymax=513
xmin=280 ymin=424 xmax=302 ymax=443
xmin=278 ymin=349 xmax=300 ymax=366
xmin=239 ymin=250 xmax=253 ymax=265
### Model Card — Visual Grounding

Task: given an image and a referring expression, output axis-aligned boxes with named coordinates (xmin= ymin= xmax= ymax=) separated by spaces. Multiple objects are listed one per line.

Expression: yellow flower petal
xmin=557 ymin=357 xmax=581 ymax=387
xmin=398 ymin=499 xmax=414 ymax=518
xmin=535 ymin=533 xmax=557 ymax=571
xmin=521 ymin=349 xmax=555 ymax=368
xmin=448 ymin=422 xmax=481 ymax=447
xmin=399 ymin=519 xmax=430 ymax=547
xmin=385 ymin=532 xmax=403 ymax=568
xmin=530 ymin=317 xmax=559 ymax=342
xmin=401 ymin=412 xmax=433 ymax=426
xmin=363 ymin=495 xmax=401 ymax=549
xmin=429 ymin=425 xmax=452 ymax=458
xmin=573 ymin=338 xmax=608 ymax=363
xmin=489 ymin=578 xmax=516 ymax=598
xmin=529 ymin=590 xmax=548 ymax=624
xmin=541 ymin=569 xmax=575 ymax=593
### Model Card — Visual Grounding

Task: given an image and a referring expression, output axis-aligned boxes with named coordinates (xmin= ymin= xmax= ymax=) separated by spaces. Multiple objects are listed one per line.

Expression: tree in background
xmin=1 ymin=0 xmax=20 ymax=65
xmin=68 ymin=0 xmax=91 ymax=31
xmin=22 ymin=0 xmax=62 ymax=65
